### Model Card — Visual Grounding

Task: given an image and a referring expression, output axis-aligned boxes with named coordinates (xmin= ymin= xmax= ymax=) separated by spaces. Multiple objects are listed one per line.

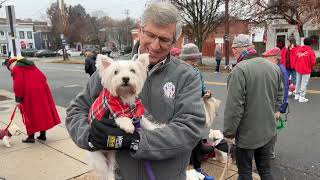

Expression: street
xmin=0 ymin=60 xmax=320 ymax=180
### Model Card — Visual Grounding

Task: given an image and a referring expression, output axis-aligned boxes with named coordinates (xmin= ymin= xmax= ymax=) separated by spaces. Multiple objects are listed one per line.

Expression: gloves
xmin=88 ymin=117 xmax=140 ymax=151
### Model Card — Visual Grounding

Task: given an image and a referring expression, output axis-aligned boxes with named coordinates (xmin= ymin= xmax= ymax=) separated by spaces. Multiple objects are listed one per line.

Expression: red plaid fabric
xmin=88 ymin=89 xmax=145 ymax=123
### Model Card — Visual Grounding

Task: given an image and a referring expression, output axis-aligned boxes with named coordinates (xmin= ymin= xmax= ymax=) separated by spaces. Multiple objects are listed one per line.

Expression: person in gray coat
xmin=223 ymin=34 xmax=284 ymax=180
xmin=65 ymin=2 xmax=206 ymax=180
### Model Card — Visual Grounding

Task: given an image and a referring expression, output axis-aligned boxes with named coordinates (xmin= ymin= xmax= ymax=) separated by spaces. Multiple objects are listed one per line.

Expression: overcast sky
xmin=0 ymin=0 xmax=149 ymax=21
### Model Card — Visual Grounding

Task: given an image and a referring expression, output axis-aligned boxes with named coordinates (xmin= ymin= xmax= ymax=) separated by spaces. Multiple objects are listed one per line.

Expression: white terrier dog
xmin=208 ymin=129 xmax=228 ymax=164
xmin=88 ymin=54 xmax=163 ymax=180
xmin=89 ymin=54 xmax=221 ymax=180
xmin=0 ymin=124 xmax=21 ymax=148
xmin=203 ymin=97 xmax=221 ymax=127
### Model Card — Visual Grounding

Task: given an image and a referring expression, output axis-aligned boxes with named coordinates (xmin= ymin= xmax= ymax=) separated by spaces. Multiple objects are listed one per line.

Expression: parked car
xmin=81 ymin=45 xmax=99 ymax=55
xmin=21 ymin=48 xmax=38 ymax=57
xmin=56 ymin=48 xmax=81 ymax=57
xmin=34 ymin=50 xmax=58 ymax=57
xmin=67 ymin=48 xmax=82 ymax=56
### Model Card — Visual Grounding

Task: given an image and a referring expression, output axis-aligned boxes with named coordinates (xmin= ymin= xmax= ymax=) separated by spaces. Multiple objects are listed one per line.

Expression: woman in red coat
xmin=4 ymin=58 xmax=61 ymax=143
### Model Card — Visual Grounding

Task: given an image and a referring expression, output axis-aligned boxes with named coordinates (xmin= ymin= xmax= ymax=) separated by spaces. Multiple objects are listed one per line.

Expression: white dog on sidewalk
xmin=0 ymin=124 xmax=21 ymax=148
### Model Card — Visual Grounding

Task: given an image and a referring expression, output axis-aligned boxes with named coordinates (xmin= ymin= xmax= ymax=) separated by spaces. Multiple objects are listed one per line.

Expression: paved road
xmin=0 ymin=60 xmax=320 ymax=180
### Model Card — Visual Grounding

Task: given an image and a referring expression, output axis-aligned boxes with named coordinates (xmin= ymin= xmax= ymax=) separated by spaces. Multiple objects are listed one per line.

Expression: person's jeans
xmin=215 ymin=58 xmax=221 ymax=72
xmin=236 ymin=136 xmax=276 ymax=180
xmin=295 ymin=72 xmax=311 ymax=98
xmin=286 ymin=68 xmax=296 ymax=85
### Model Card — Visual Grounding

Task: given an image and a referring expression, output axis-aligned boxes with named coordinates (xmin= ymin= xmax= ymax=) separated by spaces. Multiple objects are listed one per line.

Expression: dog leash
xmin=3 ymin=105 xmax=18 ymax=132
xmin=219 ymin=143 xmax=232 ymax=180
xmin=130 ymin=104 xmax=157 ymax=180
xmin=104 ymin=97 xmax=157 ymax=180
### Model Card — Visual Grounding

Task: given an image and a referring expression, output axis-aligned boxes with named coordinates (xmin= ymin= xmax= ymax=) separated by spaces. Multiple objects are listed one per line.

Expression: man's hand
xmin=275 ymin=111 xmax=281 ymax=120
xmin=88 ymin=118 xmax=140 ymax=151
xmin=224 ymin=137 xmax=235 ymax=145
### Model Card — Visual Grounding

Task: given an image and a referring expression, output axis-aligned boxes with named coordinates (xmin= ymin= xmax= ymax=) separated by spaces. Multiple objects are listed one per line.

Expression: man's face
xmin=138 ymin=22 xmax=176 ymax=65
xmin=232 ymin=47 xmax=241 ymax=59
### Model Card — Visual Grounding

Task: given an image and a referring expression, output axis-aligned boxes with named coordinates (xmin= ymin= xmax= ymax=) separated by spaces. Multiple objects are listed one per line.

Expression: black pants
xmin=215 ymin=58 xmax=221 ymax=72
xmin=236 ymin=136 xmax=276 ymax=180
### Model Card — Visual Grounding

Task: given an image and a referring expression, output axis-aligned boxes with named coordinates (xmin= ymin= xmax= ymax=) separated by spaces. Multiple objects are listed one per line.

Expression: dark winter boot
xmin=22 ymin=134 xmax=35 ymax=143
xmin=37 ymin=131 xmax=46 ymax=141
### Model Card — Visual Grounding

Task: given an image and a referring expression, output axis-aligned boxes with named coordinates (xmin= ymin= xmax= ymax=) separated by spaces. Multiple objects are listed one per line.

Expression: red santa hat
xmin=262 ymin=47 xmax=281 ymax=57
xmin=170 ymin=47 xmax=181 ymax=56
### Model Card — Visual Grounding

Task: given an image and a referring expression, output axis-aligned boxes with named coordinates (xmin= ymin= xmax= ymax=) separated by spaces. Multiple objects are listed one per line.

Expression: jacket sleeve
xmin=223 ymin=67 xmax=246 ymax=138
xmin=275 ymin=69 xmax=284 ymax=112
xmin=65 ymin=72 xmax=102 ymax=150
xmin=199 ymin=72 xmax=207 ymax=96
xmin=132 ymin=72 xmax=206 ymax=160
xmin=84 ymin=58 xmax=90 ymax=74
xmin=310 ymin=50 xmax=316 ymax=68
xmin=12 ymin=67 xmax=24 ymax=103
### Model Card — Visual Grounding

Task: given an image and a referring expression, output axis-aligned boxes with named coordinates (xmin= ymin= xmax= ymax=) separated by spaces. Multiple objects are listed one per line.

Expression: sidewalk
xmin=0 ymin=89 xmax=260 ymax=180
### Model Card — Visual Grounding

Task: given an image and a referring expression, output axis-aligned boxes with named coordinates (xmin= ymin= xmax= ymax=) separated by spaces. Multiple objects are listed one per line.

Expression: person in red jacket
xmin=294 ymin=38 xmax=317 ymax=102
xmin=3 ymin=57 xmax=61 ymax=143
xmin=281 ymin=38 xmax=299 ymax=95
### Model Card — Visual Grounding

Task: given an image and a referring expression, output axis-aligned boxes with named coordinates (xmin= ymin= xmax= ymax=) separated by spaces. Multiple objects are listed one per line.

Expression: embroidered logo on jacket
xmin=163 ymin=82 xmax=175 ymax=99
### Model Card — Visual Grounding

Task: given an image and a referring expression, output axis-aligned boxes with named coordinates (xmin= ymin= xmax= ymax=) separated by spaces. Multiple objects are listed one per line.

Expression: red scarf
xmin=88 ymin=89 xmax=145 ymax=123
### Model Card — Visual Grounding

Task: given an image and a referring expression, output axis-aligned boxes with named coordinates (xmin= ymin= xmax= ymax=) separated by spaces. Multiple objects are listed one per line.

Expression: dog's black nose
xmin=122 ymin=77 xmax=130 ymax=83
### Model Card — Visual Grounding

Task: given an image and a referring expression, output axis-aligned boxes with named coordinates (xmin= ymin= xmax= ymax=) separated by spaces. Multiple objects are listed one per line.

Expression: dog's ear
xmin=96 ymin=54 xmax=113 ymax=71
xmin=136 ymin=53 xmax=149 ymax=68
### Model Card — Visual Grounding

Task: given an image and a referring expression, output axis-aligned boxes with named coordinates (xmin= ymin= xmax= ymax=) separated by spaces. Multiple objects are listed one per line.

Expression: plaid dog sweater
xmin=88 ymin=89 xmax=145 ymax=123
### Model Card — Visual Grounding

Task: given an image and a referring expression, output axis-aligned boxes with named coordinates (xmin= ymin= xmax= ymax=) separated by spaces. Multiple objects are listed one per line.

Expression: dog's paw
xmin=3 ymin=136 xmax=11 ymax=148
xmin=115 ymin=117 xmax=135 ymax=134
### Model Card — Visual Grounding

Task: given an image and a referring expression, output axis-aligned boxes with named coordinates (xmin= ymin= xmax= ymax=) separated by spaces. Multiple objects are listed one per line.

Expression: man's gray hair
xmin=141 ymin=1 xmax=182 ymax=41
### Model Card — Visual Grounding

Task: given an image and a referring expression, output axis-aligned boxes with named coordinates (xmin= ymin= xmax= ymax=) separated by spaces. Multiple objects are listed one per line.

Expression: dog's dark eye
xmin=114 ymin=70 xmax=118 ymax=75
xmin=130 ymin=69 xmax=136 ymax=73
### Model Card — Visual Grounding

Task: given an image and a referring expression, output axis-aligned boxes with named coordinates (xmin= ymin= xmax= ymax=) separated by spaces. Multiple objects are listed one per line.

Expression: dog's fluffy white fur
xmin=89 ymin=54 xmax=221 ymax=180
xmin=208 ymin=129 xmax=228 ymax=164
xmin=1 ymin=124 xmax=21 ymax=148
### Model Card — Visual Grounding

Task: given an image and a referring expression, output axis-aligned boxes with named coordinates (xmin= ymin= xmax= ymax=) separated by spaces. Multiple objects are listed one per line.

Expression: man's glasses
xmin=141 ymin=28 xmax=174 ymax=48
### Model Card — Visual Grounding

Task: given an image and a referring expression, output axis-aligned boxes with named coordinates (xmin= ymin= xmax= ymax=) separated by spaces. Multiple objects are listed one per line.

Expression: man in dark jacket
xmin=84 ymin=51 xmax=97 ymax=76
xmin=224 ymin=34 xmax=283 ymax=180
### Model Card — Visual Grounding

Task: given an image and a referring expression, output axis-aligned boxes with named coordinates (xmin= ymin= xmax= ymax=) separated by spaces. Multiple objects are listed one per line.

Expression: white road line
xmin=63 ymin=84 xmax=81 ymax=88
xmin=40 ymin=67 xmax=83 ymax=72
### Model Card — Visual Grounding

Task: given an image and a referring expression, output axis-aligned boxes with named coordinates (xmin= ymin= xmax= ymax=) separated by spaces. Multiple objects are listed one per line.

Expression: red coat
xmin=295 ymin=46 xmax=316 ymax=74
xmin=12 ymin=59 xmax=61 ymax=135
xmin=281 ymin=46 xmax=300 ymax=69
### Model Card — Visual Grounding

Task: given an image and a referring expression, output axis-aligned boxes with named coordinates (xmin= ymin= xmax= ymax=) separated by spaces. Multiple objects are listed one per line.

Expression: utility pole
xmin=123 ymin=9 xmax=130 ymax=47
xmin=59 ymin=0 xmax=68 ymax=60
xmin=224 ymin=0 xmax=230 ymax=65
xmin=6 ymin=5 xmax=17 ymax=57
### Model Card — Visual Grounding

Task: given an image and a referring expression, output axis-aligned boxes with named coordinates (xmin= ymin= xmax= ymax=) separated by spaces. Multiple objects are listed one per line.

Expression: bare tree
xmin=170 ymin=0 xmax=223 ymax=52
xmin=231 ymin=0 xmax=320 ymax=38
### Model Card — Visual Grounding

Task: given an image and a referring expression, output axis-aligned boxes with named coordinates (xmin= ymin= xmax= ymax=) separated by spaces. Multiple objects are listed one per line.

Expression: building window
xmin=42 ymin=33 xmax=48 ymax=40
xmin=19 ymin=31 xmax=25 ymax=39
xmin=27 ymin=31 xmax=33 ymax=39
xmin=275 ymin=29 xmax=288 ymax=33
xmin=308 ymin=30 xmax=319 ymax=51
xmin=28 ymin=43 xmax=33 ymax=49
xmin=0 ymin=31 xmax=4 ymax=36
